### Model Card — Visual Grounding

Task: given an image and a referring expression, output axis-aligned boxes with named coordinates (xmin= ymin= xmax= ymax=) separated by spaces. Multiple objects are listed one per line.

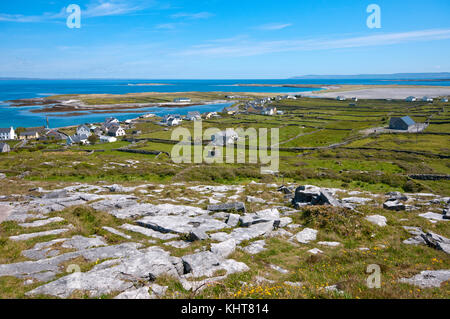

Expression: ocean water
xmin=0 ymin=79 xmax=448 ymax=128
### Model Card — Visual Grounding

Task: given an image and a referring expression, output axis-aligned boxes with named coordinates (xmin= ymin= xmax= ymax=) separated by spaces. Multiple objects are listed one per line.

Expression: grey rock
xmin=187 ymin=229 xmax=210 ymax=241
xmin=19 ymin=217 xmax=65 ymax=228
xmin=211 ymin=239 xmax=236 ymax=258
xmin=164 ymin=240 xmax=191 ymax=249
xmin=308 ymin=248 xmax=323 ymax=255
xmin=419 ymin=212 xmax=448 ymax=222
xmin=365 ymin=215 xmax=387 ymax=227
xmin=22 ymin=238 xmax=67 ymax=260
xmin=399 ymin=270 xmax=450 ymax=288
xmin=239 ymin=209 xmax=280 ymax=227
xmin=26 ymin=247 xmax=180 ymax=298
xmin=0 ymin=173 xmax=6 ymax=180
xmin=114 ymin=284 xmax=167 ymax=299
xmin=226 ymin=213 xmax=240 ymax=227
xmin=270 ymin=264 xmax=289 ymax=274
xmin=443 ymin=206 xmax=449 ymax=220
xmin=295 ymin=228 xmax=318 ymax=244
xmin=207 ymin=202 xmax=246 ymax=213
xmin=61 ymin=235 xmax=107 ymax=250
xmin=0 ymin=243 xmax=143 ymax=281
xmin=137 ymin=215 xmax=228 ymax=234
xmin=383 ymin=200 xmax=405 ymax=211
xmin=229 ymin=221 xmax=275 ymax=244
xmin=246 ymin=196 xmax=266 ymax=204
xmin=182 ymin=251 xmax=249 ymax=278
xmin=42 ymin=190 xmax=68 ymax=199
xmin=386 ymin=191 xmax=408 ymax=201
xmin=284 ymin=281 xmax=303 ymax=287
xmin=120 ymin=223 xmax=178 ymax=240
xmin=210 ymin=232 xmax=232 ymax=242
xmin=241 ymin=240 xmax=266 ymax=254
xmin=9 ymin=228 xmax=72 ymax=241
xmin=292 ymin=186 xmax=343 ymax=208
xmin=318 ymin=241 xmax=341 ymax=247
xmin=421 ymin=232 xmax=450 ymax=255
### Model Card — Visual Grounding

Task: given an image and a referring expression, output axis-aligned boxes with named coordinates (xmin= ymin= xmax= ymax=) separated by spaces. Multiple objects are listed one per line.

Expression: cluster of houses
xmin=159 ymin=111 xmax=221 ymax=126
xmin=406 ymin=96 xmax=448 ymax=103
xmin=67 ymin=117 xmax=126 ymax=145
xmin=0 ymin=126 xmax=68 ymax=142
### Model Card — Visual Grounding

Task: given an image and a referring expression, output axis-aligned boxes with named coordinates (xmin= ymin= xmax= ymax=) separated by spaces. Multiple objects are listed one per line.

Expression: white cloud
xmin=0 ymin=0 xmax=152 ymax=23
xmin=257 ymin=23 xmax=292 ymax=31
xmin=177 ymin=29 xmax=450 ymax=57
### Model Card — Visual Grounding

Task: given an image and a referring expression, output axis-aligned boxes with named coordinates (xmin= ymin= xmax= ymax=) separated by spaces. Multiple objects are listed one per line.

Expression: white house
xmin=186 ymin=111 xmax=201 ymax=121
xmin=211 ymin=129 xmax=239 ymax=146
xmin=167 ymin=118 xmax=181 ymax=126
xmin=287 ymin=95 xmax=297 ymax=100
xmin=0 ymin=127 xmax=16 ymax=140
xmin=100 ymin=135 xmax=117 ymax=143
xmin=261 ymin=107 xmax=276 ymax=116
xmin=351 ymin=97 xmax=358 ymax=102
xmin=422 ymin=96 xmax=433 ymax=102
xmin=336 ymin=96 xmax=346 ymax=101
xmin=406 ymin=96 xmax=417 ymax=102
xmin=276 ymin=110 xmax=284 ymax=115
xmin=108 ymin=126 xmax=126 ymax=137
xmin=173 ymin=97 xmax=191 ymax=103
xmin=67 ymin=134 xmax=89 ymax=145
xmin=76 ymin=125 xmax=91 ymax=137
xmin=441 ymin=98 xmax=449 ymax=102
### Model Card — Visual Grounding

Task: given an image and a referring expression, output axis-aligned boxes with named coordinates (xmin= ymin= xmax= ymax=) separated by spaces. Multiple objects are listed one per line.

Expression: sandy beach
xmin=303 ymin=87 xmax=450 ymax=100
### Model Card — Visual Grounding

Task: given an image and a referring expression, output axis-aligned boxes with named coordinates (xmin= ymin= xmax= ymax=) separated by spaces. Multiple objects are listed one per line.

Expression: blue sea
xmin=0 ymin=79 xmax=449 ymax=128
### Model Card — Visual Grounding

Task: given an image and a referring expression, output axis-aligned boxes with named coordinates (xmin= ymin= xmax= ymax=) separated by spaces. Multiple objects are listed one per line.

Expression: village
xmin=0 ymin=93 xmax=447 ymax=154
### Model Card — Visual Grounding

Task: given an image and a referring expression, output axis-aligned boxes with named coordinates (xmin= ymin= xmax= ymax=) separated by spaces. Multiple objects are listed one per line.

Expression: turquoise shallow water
xmin=0 ymin=78 xmax=448 ymax=128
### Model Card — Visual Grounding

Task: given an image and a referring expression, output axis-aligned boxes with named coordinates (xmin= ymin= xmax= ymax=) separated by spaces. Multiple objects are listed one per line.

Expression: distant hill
xmin=290 ymin=73 xmax=450 ymax=80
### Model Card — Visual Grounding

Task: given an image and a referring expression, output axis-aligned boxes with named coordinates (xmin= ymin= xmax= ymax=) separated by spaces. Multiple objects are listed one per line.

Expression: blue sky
xmin=1 ymin=0 xmax=450 ymax=78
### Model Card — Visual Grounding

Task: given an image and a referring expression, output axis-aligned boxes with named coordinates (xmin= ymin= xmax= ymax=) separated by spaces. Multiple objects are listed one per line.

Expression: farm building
xmin=389 ymin=116 xmax=416 ymax=130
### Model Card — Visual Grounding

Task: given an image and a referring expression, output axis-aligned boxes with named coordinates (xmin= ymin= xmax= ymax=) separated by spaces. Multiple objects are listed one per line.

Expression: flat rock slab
xmin=19 ymin=217 xmax=65 ymax=228
xmin=365 ymin=215 xmax=387 ymax=227
xmin=383 ymin=200 xmax=405 ymax=211
xmin=182 ymin=251 xmax=249 ymax=278
xmin=164 ymin=240 xmax=191 ymax=249
xmin=241 ymin=240 xmax=266 ymax=254
xmin=22 ymin=238 xmax=67 ymax=260
xmin=399 ymin=270 xmax=450 ymax=288
xmin=102 ymin=226 xmax=132 ymax=239
xmin=207 ymin=202 xmax=246 ymax=213
xmin=114 ymin=284 xmax=167 ymax=299
xmin=26 ymin=246 xmax=179 ymax=298
xmin=229 ymin=221 xmax=275 ymax=244
xmin=295 ymin=228 xmax=318 ymax=244
xmin=9 ymin=228 xmax=72 ymax=241
xmin=318 ymin=241 xmax=341 ymax=247
xmin=419 ymin=212 xmax=448 ymax=222
xmin=120 ymin=223 xmax=178 ymax=240
xmin=0 ymin=242 xmax=143 ymax=281
xmin=0 ymin=205 xmax=13 ymax=223
xmin=61 ymin=235 xmax=107 ymax=250
xmin=211 ymin=239 xmax=236 ymax=259
xmin=137 ymin=215 xmax=228 ymax=234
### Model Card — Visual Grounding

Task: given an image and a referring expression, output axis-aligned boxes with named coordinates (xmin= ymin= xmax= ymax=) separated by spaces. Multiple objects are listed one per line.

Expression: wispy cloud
xmin=0 ymin=0 xmax=152 ymax=23
xmin=155 ymin=23 xmax=179 ymax=30
xmin=177 ymin=29 xmax=450 ymax=57
xmin=257 ymin=23 xmax=292 ymax=31
xmin=170 ymin=12 xmax=214 ymax=20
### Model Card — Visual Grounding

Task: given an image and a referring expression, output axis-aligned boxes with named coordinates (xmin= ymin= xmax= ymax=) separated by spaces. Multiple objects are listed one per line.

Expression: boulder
xmin=365 ymin=215 xmax=387 ymax=227
xmin=226 ymin=213 xmax=240 ymax=227
xmin=292 ymin=186 xmax=342 ymax=208
xmin=383 ymin=200 xmax=405 ymax=211
xmin=187 ymin=229 xmax=210 ymax=241
xmin=246 ymin=196 xmax=266 ymax=204
xmin=443 ymin=206 xmax=450 ymax=220
xmin=42 ymin=190 xmax=68 ymax=199
xmin=385 ymin=191 xmax=408 ymax=201
xmin=137 ymin=215 xmax=228 ymax=234
xmin=295 ymin=228 xmax=318 ymax=244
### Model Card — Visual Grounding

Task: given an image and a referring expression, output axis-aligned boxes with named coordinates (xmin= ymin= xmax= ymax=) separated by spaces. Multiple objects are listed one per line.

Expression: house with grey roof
xmin=0 ymin=127 xmax=16 ymax=141
xmin=389 ymin=116 xmax=416 ymax=130
xmin=186 ymin=111 xmax=201 ymax=121
xmin=0 ymin=143 xmax=10 ymax=153
xmin=76 ymin=125 xmax=91 ymax=137
xmin=211 ymin=129 xmax=239 ymax=146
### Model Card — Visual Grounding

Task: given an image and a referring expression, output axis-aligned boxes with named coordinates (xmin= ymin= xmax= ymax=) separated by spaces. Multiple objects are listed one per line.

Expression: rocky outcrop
xmin=292 ymin=186 xmax=343 ymax=208
xmin=207 ymin=202 xmax=246 ymax=213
